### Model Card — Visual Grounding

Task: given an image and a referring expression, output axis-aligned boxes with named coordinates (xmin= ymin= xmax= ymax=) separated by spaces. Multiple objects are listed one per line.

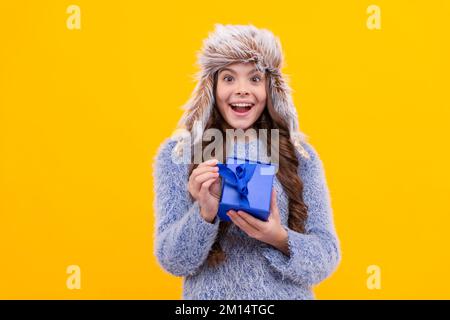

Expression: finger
xmin=209 ymin=178 xmax=222 ymax=199
xmin=270 ymin=188 xmax=279 ymax=212
xmin=270 ymin=188 xmax=277 ymax=209
xmin=236 ymin=210 xmax=265 ymax=231
xmin=269 ymin=188 xmax=280 ymax=220
xmin=228 ymin=210 xmax=259 ymax=237
xmin=194 ymin=171 xmax=220 ymax=186
xmin=193 ymin=165 xmax=219 ymax=176
xmin=199 ymin=176 xmax=218 ymax=197
xmin=197 ymin=158 xmax=219 ymax=168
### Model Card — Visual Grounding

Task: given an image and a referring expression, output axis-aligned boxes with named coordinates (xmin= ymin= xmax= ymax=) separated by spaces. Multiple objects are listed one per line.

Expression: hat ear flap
xmin=268 ymin=73 xmax=310 ymax=159
xmin=268 ymin=72 xmax=298 ymax=131
xmin=176 ymin=74 xmax=216 ymax=147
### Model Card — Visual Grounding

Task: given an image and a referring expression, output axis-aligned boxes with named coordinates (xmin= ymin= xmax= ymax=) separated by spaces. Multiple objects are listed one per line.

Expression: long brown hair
xmin=188 ymin=70 xmax=308 ymax=267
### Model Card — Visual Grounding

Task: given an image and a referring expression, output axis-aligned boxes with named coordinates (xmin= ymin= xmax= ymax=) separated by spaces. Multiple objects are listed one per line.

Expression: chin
xmin=227 ymin=119 xmax=254 ymax=130
xmin=228 ymin=112 xmax=255 ymax=129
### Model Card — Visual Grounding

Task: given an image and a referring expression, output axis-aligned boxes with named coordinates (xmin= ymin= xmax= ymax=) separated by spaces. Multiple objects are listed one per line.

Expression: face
xmin=215 ymin=62 xmax=267 ymax=130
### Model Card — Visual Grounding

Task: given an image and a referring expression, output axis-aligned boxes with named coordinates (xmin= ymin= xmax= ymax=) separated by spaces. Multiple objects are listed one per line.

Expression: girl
xmin=153 ymin=24 xmax=341 ymax=299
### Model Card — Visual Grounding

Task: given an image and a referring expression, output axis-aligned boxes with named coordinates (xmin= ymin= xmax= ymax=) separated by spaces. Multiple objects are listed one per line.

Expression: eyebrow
xmin=219 ymin=68 xmax=262 ymax=76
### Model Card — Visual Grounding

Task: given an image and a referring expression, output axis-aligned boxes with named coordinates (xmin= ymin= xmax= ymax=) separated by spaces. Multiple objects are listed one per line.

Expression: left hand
xmin=227 ymin=188 xmax=288 ymax=247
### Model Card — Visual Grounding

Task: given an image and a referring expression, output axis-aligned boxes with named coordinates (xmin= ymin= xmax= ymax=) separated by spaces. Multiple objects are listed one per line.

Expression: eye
xmin=223 ymin=75 xmax=233 ymax=82
xmin=251 ymin=76 xmax=262 ymax=82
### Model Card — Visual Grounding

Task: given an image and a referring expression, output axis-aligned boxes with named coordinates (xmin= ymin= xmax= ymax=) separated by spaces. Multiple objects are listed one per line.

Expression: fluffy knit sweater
xmin=153 ymin=137 xmax=341 ymax=300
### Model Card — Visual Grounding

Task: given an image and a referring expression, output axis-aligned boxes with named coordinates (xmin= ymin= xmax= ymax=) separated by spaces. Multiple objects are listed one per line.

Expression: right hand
xmin=188 ymin=159 xmax=222 ymax=223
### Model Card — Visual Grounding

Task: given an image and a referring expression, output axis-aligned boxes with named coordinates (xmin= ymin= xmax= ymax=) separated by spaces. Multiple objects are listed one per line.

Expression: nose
xmin=236 ymin=88 xmax=250 ymax=96
xmin=235 ymin=79 xmax=251 ymax=97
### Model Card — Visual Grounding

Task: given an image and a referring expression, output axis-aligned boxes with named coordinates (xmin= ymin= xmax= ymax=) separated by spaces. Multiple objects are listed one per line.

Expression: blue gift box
xmin=216 ymin=156 xmax=277 ymax=222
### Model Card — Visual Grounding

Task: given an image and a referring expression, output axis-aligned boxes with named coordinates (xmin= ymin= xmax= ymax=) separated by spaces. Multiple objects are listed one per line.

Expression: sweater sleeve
xmin=153 ymin=138 xmax=220 ymax=277
xmin=261 ymin=142 xmax=341 ymax=287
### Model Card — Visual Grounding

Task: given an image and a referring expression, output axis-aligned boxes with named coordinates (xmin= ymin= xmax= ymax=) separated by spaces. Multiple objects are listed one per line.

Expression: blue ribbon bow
xmin=217 ymin=162 xmax=257 ymax=208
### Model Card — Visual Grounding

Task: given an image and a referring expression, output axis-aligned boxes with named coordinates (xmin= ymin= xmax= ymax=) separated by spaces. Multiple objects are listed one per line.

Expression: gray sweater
xmin=153 ymin=137 xmax=341 ymax=299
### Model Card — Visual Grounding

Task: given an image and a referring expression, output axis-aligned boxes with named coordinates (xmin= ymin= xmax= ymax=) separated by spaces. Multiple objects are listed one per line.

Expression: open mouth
xmin=229 ymin=103 xmax=254 ymax=115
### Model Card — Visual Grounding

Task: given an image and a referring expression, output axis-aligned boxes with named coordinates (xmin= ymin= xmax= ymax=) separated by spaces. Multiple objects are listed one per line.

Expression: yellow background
xmin=1 ymin=0 xmax=449 ymax=299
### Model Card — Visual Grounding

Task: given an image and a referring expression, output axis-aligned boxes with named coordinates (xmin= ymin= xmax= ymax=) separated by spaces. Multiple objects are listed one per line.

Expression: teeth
xmin=230 ymin=103 xmax=253 ymax=107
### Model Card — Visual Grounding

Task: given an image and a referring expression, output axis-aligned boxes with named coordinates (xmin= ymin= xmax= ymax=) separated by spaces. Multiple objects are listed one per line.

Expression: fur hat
xmin=172 ymin=23 xmax=310 ymax=160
